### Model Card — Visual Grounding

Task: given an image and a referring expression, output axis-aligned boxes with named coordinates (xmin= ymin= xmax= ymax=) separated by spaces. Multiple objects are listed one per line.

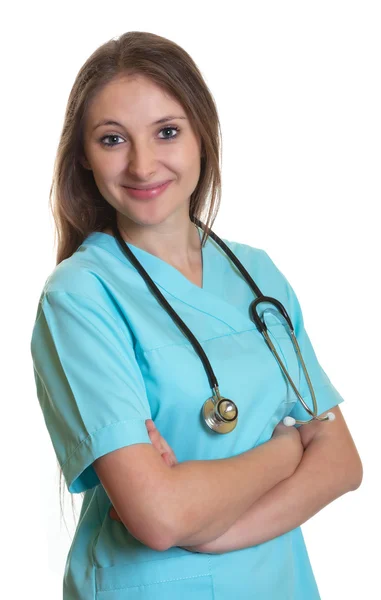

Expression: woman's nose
xmin=127 ymin=142 xmax=158 ymax=176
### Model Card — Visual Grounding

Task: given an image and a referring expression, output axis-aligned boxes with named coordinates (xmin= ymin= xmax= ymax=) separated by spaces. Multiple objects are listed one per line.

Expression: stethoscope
xmin=111 ymin=215 xmax=336 ymax=434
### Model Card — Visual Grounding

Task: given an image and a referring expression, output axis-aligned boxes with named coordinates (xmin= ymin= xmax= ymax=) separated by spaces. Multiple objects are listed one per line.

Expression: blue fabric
xmin=30 ymin=228 xmax=344 ymax=599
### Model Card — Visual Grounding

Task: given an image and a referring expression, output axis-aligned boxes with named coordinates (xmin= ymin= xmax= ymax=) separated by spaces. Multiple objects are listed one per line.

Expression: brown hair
xmin=51 ymin=31 xmax=223 ymax=530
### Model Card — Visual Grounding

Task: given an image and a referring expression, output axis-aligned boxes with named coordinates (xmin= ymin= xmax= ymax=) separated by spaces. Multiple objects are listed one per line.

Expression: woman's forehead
xmin=86 ymin=77 xmax=184 ymax=128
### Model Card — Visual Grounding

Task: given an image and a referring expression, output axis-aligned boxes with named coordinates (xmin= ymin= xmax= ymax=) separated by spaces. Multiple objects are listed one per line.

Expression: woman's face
xmin=82 ymin=74 xmax=203 ymax=228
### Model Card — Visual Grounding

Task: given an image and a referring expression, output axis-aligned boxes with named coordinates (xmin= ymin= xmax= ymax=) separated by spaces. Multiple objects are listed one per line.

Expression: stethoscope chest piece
xmin=202 ymin=390 xmax=239 ymax=434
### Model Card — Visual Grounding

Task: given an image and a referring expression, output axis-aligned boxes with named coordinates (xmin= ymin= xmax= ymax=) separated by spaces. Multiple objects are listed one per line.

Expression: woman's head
xmin=81 ymin=73 xmax=204 ymax=237
xmin=51 ymin=31 xmax=223 ymax=264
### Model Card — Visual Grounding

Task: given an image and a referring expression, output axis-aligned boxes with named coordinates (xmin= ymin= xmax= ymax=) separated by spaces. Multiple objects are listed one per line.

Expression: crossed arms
xmin=104 ymin=406 xmax=362 ymax=553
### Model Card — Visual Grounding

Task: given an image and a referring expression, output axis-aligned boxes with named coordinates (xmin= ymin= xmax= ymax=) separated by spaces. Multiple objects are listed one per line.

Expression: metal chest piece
xmin=202 ymin=386 xmax=238 ymax=434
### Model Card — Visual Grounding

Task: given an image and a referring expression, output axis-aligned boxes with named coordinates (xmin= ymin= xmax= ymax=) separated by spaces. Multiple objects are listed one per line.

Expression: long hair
xmin=50 ymin=31 xmax=223 ymax=531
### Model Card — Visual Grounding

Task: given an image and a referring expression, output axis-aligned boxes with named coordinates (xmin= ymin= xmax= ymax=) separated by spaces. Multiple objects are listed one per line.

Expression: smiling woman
xmin=29 ymin=29 xmax=361 ymax=600
xmin=78 ymin=71 xmax=206 ymax=256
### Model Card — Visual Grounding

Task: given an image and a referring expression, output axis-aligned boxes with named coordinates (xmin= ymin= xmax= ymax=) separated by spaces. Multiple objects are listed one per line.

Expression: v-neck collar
xmin=83 ymin=227 xmax=258 ymax=333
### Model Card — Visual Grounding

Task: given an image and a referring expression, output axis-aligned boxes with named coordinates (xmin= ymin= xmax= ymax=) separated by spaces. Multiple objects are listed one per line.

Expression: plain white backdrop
xmin=2 ymin=1 xmax=379 ymax=598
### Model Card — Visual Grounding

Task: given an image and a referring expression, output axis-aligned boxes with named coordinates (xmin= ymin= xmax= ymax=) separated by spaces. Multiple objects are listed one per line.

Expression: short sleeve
xmin=261 ymin=251 xmax=345 ymax=424
xmin=30 ymin=291 xmax=152 ymax=493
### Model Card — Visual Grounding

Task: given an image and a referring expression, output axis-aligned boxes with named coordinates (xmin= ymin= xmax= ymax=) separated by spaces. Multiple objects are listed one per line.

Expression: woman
xmin=30 ymin=31 xmax=362 ymax=599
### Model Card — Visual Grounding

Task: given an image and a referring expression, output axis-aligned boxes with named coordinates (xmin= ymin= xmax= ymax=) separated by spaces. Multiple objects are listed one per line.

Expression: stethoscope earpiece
xmin=283 ymin=411 xmax=336 ymax=427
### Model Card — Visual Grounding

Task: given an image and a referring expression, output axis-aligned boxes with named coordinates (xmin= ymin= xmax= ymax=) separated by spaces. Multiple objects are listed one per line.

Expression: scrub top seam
xmin=99 ymin=572 xmax=212 ymax=592
xmin=60 ymin=418 xmax=147 ymax=472
xmin=40 ymin=289 xmax=254 ymax=354
xmin=144 ymin=283 xmax=245 ymax=332
xmin=95 ymin=487 xmax=103 ymax=526
xmin=140 ymin=325 xmax=261 ymax=355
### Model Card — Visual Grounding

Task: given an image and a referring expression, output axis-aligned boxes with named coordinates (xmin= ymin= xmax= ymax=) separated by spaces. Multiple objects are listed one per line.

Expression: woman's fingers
xmin=145 ymin=419 xmax=178 ymax=466
xmin=146 ymin=419 xmax=166 ymax=455
xmin=161 ymin=451 xmax=174 ymax=467
xmin=109 ymin=505 xmax=122 ymax=521
xmin=148 ymin=425 xmax=165 ymax=453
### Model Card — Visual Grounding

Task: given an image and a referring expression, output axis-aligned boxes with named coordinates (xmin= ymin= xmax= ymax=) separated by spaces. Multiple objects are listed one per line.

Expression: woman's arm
xmin=182 ymin=407 xmax=363 ymax=553
xmin=108 ymin=419 xmax=303 ymax=549
xmin=183 ymin=437 xmax=357 ymax=553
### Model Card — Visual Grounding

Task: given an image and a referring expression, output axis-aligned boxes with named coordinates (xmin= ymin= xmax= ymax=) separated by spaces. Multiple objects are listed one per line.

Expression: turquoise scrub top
xmin=30 ymin=227 xmax=345 ymax=599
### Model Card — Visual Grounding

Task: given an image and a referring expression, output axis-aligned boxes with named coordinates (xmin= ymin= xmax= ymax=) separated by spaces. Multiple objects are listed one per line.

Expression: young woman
xmin=30 ymin=30 xmax=362 ymax=599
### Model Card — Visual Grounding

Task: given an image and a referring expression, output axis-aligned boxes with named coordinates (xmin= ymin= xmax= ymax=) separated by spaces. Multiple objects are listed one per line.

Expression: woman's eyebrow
xmin=92 ymin=115 xmax=187 ymax=132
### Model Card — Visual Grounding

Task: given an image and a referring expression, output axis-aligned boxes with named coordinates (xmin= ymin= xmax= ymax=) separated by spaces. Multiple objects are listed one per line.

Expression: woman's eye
xmin=100 ymin=134 xmax=124 ymax=147
xmin=157 ymin=126 xmax=180 ymax=140
xmin=100 ymin=126 xmax=180 ymax=148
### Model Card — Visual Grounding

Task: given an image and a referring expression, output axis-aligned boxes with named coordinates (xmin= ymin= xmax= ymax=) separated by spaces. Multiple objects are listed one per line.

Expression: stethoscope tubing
xmin=110 ymin=215 xmax=335 ymax=429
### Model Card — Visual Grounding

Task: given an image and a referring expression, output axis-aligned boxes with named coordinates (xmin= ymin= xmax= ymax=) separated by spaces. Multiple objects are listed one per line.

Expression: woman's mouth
xmin=123 ymin=180 xmax=173 ymax=200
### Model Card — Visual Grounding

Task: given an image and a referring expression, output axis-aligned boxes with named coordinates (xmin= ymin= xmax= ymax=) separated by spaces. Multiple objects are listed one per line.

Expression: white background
xmin=2 ymin=1 xmax=379 ymax=598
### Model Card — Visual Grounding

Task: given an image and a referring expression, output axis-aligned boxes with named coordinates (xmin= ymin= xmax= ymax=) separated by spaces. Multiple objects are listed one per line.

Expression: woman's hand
xmin=272 ymin=421 xmax=304 ymax=471
xmin=145 ymin=419 xmax=179 ymax=468
xmin=109 ymin=419 xmax=179 ymax=522
xmin=271 ymin=421 xmax=301 ymax=442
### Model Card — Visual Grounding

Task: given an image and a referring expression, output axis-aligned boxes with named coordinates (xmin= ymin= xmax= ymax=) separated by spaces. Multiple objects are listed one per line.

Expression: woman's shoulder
xmin=220 ymin=235 xmax=292 ymax=301
xmin=37 ymin=232 xmax=118 ymax=306
xmin=220 ymin=235 xmax=271 ymax=273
